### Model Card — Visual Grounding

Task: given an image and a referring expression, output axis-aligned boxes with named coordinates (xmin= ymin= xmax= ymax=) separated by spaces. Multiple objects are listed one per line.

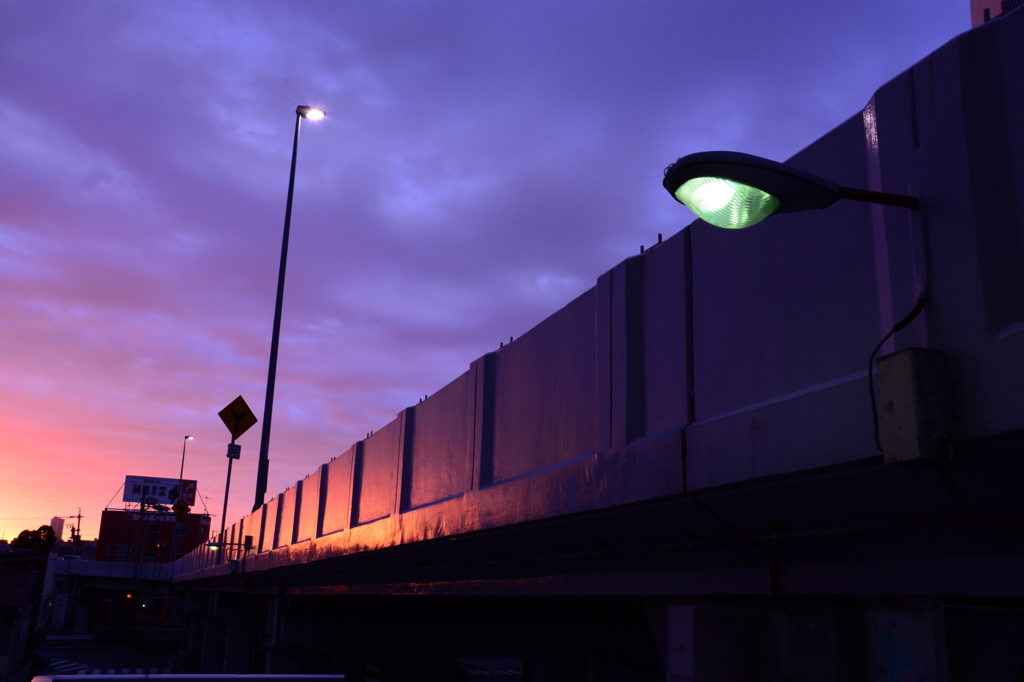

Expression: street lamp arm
xmin=838 ymin=185 xmax=919 ymax=209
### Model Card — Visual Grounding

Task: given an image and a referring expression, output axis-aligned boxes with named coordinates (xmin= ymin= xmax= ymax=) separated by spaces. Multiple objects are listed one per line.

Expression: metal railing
xmin=170 ymin=542 xmax=250 ymax=579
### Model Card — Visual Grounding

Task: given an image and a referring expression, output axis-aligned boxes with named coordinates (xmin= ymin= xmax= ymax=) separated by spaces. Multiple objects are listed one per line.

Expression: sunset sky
xmin=0 ymin=1 xmax=967 ymax=541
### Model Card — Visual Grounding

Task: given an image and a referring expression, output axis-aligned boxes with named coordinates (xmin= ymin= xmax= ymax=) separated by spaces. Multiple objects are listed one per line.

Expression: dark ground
xmin=36 ymin=639 xmax=185 ymax=676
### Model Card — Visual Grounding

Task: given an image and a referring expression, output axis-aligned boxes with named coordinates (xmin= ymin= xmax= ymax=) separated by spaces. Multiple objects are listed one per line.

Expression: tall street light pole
xmin=253 ymin=105 xmax=326 ymax=512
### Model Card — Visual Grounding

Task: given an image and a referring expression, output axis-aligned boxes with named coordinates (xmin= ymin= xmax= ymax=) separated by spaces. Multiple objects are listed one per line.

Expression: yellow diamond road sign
xmin=173 ymin=500 xmax=191 ymax=519
xmin=219 ymin=395 xmax=258 ymax=440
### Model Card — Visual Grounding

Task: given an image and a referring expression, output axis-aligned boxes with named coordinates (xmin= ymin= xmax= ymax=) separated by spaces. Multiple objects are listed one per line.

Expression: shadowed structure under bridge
xmin=169 ymin=10 xmax=1024 ymax=681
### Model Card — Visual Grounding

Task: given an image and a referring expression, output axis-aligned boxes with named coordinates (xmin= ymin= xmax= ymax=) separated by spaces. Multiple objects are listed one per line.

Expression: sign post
xmin=216 ymin=397 xmax=257 ymax=553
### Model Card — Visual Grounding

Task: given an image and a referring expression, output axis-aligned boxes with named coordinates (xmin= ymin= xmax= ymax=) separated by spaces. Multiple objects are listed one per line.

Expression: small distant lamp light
xmin=207 ymin=542 xmax=223 ymax=552
xmin=663 ymin=151 xmax=917 ymax=229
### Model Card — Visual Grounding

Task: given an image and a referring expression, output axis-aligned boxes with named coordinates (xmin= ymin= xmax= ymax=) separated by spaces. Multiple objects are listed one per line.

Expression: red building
xmin=96 ymin=509 xmax=210 ymax=563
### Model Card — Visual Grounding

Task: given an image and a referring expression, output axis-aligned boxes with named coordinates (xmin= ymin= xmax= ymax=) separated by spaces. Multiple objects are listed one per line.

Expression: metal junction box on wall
xmin=876 ymin=348 xmax=952 ymax=464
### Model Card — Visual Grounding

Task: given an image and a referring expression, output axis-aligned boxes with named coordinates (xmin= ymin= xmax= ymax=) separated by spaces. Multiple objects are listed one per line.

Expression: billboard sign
xmin=123 ymin=476 xmax=196 ymax=506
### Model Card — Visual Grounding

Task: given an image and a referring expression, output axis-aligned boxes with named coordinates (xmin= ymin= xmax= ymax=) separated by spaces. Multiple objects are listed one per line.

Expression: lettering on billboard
xmin=123 ymin=476 xmax=197 ymax=506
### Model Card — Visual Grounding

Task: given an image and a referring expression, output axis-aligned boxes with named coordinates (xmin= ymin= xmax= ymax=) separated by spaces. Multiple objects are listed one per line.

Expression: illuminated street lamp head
xmin=663 ymin=151 xmax=842 ymax=229
xmin=185 ymin=435 xmax=194 ymax=441
xmin=296 ymin=105 xmax=326 ymax=120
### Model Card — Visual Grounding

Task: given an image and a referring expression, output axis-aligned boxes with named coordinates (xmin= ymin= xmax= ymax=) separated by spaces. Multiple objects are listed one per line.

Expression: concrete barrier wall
xmin=297 ymin=468 xmax=320 ymax=542
xmin=490 ymin=288 xmax=598 ymax=484
xmin=174 ymin=10 xmax=1024 ymax=580
xmin=261 ymin=496 xmax=278 ymax=553
xmin=246 ymin=507 xmax=263 ymax=555
xmin=353 ymin=418 xmax=402 ymax=526
xmin=643 ymin=233 xmax=690 ymax=437
xmin=321 ymin=450 xmax=353 ymax=535
xmin=276 ymin=487 xmax=297 ymax=548
xmin=898 ymin=14 xmax=1024 ymax=441
xmin=402 ymin=370 xmax=473 ymax=511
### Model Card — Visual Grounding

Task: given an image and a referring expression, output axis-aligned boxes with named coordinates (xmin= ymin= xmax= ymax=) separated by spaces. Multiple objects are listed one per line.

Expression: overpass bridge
xmin=167 ymin=11 xmax=1024 ymax=680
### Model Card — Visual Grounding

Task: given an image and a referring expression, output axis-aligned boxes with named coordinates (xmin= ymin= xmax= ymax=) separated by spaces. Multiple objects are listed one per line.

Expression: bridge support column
xmin=222 ymin=592 xmax=268 ymax=673
xmin=691 ymin=602 xmax=870 ymax=681
xmin=263 ymin=588 xmax=289 ymax=673
xmin=665 ymin=603 xmax=696 ymax=681
xmin=865 ymin=604 xmax=949 ymax=682
xmin=194 ymin=591 xmax=268 ymax=673
xmin=644 ymin=601 xmax=696 ymax=682
xmin=197 ymin=591 xmax=221 ymax=673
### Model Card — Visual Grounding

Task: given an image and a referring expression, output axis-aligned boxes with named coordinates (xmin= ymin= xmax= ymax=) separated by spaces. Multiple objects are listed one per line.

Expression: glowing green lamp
xmin=663 ymin=151 xmax=917 ymax=229
xmin=675 ymin=176 xmax=780 ymax=229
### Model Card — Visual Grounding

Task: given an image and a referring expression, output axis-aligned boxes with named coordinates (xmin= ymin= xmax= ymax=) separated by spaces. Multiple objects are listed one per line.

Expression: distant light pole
xmin=253 ymin=105 xmax=326 ymax=512
xmin=169 ymin=435 xmax=193 ymax=565
xmin=177 ymin=435 xmax=194 ymax=496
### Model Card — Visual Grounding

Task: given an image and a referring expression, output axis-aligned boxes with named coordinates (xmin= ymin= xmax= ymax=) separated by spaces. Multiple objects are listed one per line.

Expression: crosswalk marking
xmin=57 ymin=664 xmax=177 ymax=675
xmin=49 ymin=659 xmax=90 ymax=675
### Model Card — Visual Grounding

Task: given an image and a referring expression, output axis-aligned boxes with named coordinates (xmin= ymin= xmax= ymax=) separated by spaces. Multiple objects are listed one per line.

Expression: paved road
xmin=39 ymin=642 xmax=182 ymax=676
xmin=45 ymin=660 xmax=171 ymax=676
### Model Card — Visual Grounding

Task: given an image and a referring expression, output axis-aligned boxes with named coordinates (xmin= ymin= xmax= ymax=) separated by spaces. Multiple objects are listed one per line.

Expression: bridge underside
xmin=187 ymin=431 xmax=1024 ymax=600
xmin=177 ymin=433 xmax=1024 ymax=680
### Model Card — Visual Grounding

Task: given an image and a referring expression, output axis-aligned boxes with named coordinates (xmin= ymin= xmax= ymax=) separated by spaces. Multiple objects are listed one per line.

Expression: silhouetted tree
xmin=11 ymin=524 xmax=57 ymax=552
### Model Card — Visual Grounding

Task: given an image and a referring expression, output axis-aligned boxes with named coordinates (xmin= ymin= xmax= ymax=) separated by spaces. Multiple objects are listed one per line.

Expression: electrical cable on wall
xmin=867 ymin=292 xmax=1024 ymax=547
